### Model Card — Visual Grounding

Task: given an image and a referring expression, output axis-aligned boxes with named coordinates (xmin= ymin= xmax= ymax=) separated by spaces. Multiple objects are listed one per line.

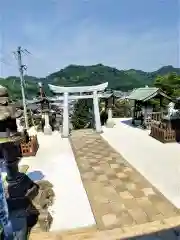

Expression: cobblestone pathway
xmin=68 ymin=129 xmax=180 ymax=239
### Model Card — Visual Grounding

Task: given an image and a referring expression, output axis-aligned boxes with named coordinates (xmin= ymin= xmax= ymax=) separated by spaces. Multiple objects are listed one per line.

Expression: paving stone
xmin=123 ymin=198 xmax=140 ymax=210
xmin=142 ymin=205 xmax=161 ymax=221
xmin=94 ymin=196 xmax=109 ymax=204
xmin=128 ymin=208 xmax=149 ymax=224
xmin=82 ymin=172 xmax=95 ymax=180
xmin=125 ymin=183 xmax=137 ymax=190
xmin=124 ymin=167 xmax=133 ymax=173
xmin=116 ymin=172 xmax=127 ymax=178
xmin=136 ymin=197 xmax=153 ymax=207
xmin=142 ymin=188 xmax=155 ymax=196
xmin=110 ymin=163 xmax=119 ymax=169
xmin=156 ymin=203 xmax=178 ymax=218
xmin=97 ymin=174 xmax=109 ymax=182
xmin=104 ymin=186 xmax=117 ymax=194
xmin=119 ymin=191 xmax=134 ymax=199
xmin=92 ymin=166 xmax=102 ymax=172
xmin=116 ymin=184 xmax=127 ymax=192
xmin=110 ymin=203 xmax=126 ymax=212
xmin=96 ymin=203 xmax=113 ymax=216
xmin=130 ymin=189 xmax=145 ymax=198
xmin=102 ymin=214 xmax=117 ymax=227
xmin=109 ymin=179 xmax=122 ymax=187
xmin=148 ymin=195 xmax=164 ymax=204
xmin=70 ymin=130 xmax=180 ymax=233
xmin=117 ymin=211 xmax=135 ymax=226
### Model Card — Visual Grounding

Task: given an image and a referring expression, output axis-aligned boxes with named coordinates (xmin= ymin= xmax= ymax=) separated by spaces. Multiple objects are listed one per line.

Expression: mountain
xmin=48 ymin=64 xmax=142 ymax=90
xmin=48 ymin=64 xmax=180 ymax=90
xmin=124 ymin=65 xmax=180 ymax=86
xmin=0 ymin=64 xmax=179 ymax=100
xmin=152 ymin=65 xmax=180 ymax=76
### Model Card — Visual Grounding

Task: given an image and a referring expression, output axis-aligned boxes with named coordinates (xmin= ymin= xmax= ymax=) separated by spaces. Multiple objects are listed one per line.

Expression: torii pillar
xmin=93 ymin=90 xmax=102 ymax=133
xmin=62 ymin=92 xmax=69 ymax=138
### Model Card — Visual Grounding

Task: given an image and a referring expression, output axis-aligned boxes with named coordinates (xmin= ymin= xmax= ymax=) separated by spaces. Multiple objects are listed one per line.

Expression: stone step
xmin=29 ymin=231 xmax=58 ymax=240
xmin=29 ymin=225 xmax=97 ymax=240
xmin=29 ymin=223 xmax=180 ymax=240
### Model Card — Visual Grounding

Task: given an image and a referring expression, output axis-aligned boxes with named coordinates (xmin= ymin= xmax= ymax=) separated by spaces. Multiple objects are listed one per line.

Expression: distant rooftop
xmin=127 ymin=87 xmax=171 ymax=102
xmin=101 ymin=90 xmax=129 ymax=99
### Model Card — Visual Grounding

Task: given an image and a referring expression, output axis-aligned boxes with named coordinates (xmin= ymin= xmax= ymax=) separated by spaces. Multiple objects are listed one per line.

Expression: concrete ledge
xmin=29 ymin=216 xmax=180 ymax=239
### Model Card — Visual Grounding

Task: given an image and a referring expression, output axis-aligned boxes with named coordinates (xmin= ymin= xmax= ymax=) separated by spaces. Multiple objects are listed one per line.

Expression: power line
xmin=22 ymin=49 xmax=31 ymax=55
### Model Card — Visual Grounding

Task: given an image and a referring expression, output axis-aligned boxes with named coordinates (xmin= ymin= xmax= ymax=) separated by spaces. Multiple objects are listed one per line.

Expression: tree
xmin=154 ymin=72 xmax=180 ymax=97
xmin=71 ymin=99 xmax=93 ymax=129
xmin=112 ymin=99 xmax=132 ymax=117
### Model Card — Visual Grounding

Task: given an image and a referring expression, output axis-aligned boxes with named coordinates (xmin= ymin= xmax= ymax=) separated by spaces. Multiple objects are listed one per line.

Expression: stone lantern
xmin=0 ymin=85 xmax=54 ymax=237
xmin=0 ymin=85 xmax=32 ymax=238
xmin=0 ymin=85 xmax=35 ymax=197
xmin=38 ymin=82 xmax=52 ymax=135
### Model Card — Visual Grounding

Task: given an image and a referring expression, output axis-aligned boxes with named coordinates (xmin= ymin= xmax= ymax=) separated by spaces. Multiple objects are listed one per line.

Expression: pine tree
xmin=71 ymin=99 xmax=93 ymax=129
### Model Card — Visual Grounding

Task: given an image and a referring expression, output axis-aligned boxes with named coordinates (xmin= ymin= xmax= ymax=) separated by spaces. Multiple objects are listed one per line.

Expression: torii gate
xmin=48 ymin=82 xmax=108 ymax=137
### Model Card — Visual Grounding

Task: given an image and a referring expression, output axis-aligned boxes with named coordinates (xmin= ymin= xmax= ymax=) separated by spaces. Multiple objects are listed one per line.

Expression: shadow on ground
xmin=121 ymin=226 xmax=180 ymax=240
xmin=28 ymin=170 xmax=45 ymax=181
xmin=120 ymin=119 xmax=142 ymax=128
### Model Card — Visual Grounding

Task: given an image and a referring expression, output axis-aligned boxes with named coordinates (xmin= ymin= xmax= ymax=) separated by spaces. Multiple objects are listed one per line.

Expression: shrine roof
xmin=126 ymin=87 xmax=171 ymax=102
xmin=101 ymin=93 xmax=112 ymax=98
xmin=101 ymin=90 xmax=129 ymax=99
xmin=113 ymin=90 xmax=124 ymax=98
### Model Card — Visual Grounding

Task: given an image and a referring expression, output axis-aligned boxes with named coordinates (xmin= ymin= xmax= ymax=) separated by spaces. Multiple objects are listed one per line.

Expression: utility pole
xmin=17 ymin=46 xmax=29 ymax=129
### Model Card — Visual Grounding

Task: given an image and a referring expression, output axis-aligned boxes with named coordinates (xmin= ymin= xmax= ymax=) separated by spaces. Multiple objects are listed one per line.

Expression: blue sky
xmin=0 ymin=0 xmax=179 ymax=77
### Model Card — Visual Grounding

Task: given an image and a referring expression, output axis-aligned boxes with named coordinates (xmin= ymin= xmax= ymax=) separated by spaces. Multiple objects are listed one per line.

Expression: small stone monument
xmin=106 ymin=108 xmax=115 ymax=128
xmin=162 ymin=101 xmax=180 ymax=132
xmin=166 ymin=102 xmax=179 ymax=119
xmin=38 ymin=82 xmax=52 ymax=135
xmin=43 ymin=111 xmax=52 ymax=135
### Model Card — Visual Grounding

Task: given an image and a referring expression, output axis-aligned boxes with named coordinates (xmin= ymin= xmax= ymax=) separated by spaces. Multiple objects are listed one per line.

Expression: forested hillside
xmin=0 ymin=64 xmax=179 ymax=100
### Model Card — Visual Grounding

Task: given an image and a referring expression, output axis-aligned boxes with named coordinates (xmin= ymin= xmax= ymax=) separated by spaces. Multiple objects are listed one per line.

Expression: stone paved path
xmin=68 ymin=129 xmax=180 ymax=239
xmin=29 ymin=129 xmax=180 ymax=240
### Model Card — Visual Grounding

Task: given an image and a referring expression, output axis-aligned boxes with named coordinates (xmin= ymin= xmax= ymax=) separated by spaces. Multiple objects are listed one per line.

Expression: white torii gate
xmin=48 ymin=82 xmax=108 ymax=137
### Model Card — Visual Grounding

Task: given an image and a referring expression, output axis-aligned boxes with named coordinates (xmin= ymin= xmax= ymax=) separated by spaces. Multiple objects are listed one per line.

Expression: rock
xmin=38 ymin=210 xmax=53 ymax=232
xmin=47 ymin=188 xmax=55 ymax=198
xmin=36 ymin=180 xmax=53 ymax=189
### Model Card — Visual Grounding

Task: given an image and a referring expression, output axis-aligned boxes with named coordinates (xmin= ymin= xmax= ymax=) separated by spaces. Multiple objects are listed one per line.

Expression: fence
xmin=145 ymin=111 xmax=166 ymax=129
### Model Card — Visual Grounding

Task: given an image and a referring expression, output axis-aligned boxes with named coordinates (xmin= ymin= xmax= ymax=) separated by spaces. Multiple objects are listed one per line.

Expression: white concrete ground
xmin=20 ymin=131 xmax=95 ymax=231
xmin=102 ymin=118 xmax=180 ymax=208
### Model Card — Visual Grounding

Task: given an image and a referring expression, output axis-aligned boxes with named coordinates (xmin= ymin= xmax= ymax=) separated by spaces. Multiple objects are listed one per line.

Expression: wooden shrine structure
xmin=126 ymin=87 xmax=172 ymax=129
